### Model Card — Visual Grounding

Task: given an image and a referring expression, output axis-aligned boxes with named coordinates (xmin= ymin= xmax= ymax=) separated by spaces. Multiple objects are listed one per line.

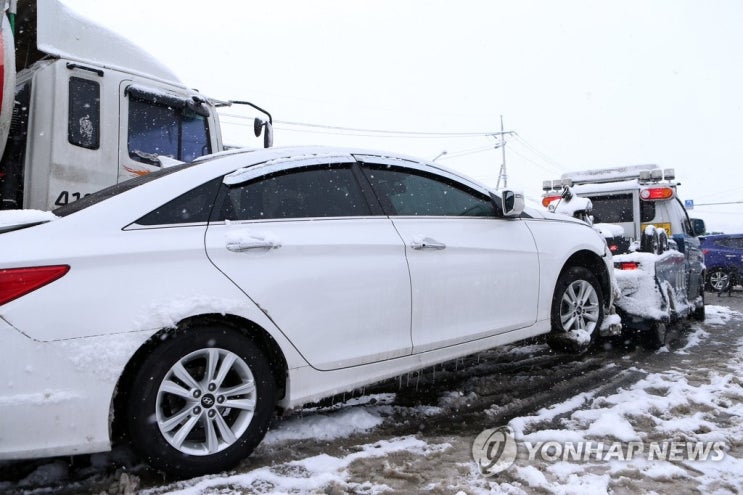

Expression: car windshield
xmin=52 ymin=162 xmax=200 ymax=217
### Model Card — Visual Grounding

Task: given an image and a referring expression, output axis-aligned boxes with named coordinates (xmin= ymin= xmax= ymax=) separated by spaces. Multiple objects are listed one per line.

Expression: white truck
xmin=542 ymin=164 xmax=706 ymax=349
xmin=0 ymin=0 xmax=272 ymax=211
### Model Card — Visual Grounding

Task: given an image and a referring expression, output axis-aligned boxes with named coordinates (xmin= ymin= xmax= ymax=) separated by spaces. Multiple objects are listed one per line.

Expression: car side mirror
xmin=691 ymin=218 xmax=706 ymax=236
xmin=497 ymin=189 xmax=525 ymax=217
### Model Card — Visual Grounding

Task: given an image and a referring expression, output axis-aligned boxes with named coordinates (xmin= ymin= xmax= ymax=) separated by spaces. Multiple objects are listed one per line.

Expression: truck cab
xmin=0 ymin=0 xmax=270 ymax=211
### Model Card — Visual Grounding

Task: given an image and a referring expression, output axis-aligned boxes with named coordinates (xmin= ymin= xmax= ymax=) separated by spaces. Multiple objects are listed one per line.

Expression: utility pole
xmin=496 ymin=115 xmax=508 ymax=190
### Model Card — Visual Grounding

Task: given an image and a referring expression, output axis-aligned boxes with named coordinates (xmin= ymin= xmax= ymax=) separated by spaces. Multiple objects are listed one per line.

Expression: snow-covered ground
xmin=2 ymin=303 xmax=742 ymax=494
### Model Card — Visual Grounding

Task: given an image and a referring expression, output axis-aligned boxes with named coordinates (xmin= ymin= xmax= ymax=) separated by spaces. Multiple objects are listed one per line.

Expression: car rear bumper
xmin=0 ymin=317 xmax=147 ymax=460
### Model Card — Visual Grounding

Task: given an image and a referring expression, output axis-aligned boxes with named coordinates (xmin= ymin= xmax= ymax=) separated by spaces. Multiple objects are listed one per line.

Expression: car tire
xmin=547 ymin=266 xmax=604 ymax=354
xmin=126 ymin=326 xmax=276 ymax=478
xmin=640 ymin=227 xmax=660 ymax=255
xmin=692 ymin=278 xmax=706 ymax=321
xmin=706 ymin=268 xmax=730 ymax=292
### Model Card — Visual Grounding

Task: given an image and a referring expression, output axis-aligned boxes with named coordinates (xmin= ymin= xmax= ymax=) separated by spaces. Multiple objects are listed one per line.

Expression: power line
xmin=276 ymin=120 xmax=513 ymax=138
xmin=511 ymin=134 xmax=567 ymax=172
xmin=220 ymin=112 xmax=511 ymax=139
xmin=507 ymin=143 xmax=564 ymax=176
xmin=694 ymin=201 xmax=743 ymax=206
xmin=438 ymin=145 xmax=496 ymax=160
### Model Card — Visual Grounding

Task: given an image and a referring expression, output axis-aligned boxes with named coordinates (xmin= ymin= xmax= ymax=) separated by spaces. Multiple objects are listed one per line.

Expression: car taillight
xmin=608 ymin=244 xmax=619 ymax=252
xmin=0 ymin=265 xmax=70 ymax=306
xmin=640 ymin=187 xmax=674 ymax=200
xmin=542 ymin=195 xmax=561 ymax=207
xmin=702 ymin=249 xmax=710 ymax=255
xmin=615 ymin=261 xmax=640 ymax=270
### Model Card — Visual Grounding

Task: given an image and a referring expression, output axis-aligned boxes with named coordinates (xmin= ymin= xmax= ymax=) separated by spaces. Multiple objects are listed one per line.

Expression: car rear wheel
xmin=126 ymin=326 xmax=276 ymax=477
xmin=707 ymin=268 xmax=730 ymax=292
xmin=548 ymin=266 xmax=604 ymax=353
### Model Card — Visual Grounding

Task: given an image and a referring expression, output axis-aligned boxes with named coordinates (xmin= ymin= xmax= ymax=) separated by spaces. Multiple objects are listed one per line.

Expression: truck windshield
xmin=128 ymin=99 xmax=211 ymax=164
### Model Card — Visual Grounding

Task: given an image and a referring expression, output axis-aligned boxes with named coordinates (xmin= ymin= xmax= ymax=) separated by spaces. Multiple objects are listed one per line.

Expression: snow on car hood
xmin=524 ymin=206 xmax=587 ymax=226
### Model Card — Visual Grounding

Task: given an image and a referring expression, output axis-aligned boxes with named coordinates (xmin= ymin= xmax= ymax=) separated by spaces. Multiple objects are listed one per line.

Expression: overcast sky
xmin=62 ymin=0 xmax=743 ymax=232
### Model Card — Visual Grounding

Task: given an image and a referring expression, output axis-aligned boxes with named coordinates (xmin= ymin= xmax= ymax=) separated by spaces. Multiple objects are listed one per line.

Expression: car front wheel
xmin=126 ymin=326 xmax=276 ymax=477
xmin=548 ymin=266 xmax=604 ymax=353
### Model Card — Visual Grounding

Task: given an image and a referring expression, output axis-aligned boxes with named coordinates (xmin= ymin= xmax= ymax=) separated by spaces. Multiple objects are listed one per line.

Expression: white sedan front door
xmin=205 ymin=159 xmax=412 ymax=371
xmin=358 ymin=159 xmax=540 ymax=353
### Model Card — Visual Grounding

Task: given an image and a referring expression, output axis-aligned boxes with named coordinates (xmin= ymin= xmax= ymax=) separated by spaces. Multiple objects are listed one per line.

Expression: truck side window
xmin=587 ymin=194 xmax=634 ymax=223
xmin=639 ymin=201 xmax=656 ymax=223
xmin=68 ymin=77 xmax=100 ymax=150
xmin=672 ymin=198 xmax=693 ymax=235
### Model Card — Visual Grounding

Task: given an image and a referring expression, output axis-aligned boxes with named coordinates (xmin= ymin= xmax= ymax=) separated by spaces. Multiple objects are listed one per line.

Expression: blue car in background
xmin=701 ymin=233 xmax=743 ymax=291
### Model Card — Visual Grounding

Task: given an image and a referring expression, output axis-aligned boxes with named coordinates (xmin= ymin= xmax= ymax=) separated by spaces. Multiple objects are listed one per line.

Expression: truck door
xmin=118 ymin=81 xmax=215 ymax=182
xmin=668 ymin=198 xmax=705 ymax=301
xmin=48 ymin=68 xmax=120 ymax=209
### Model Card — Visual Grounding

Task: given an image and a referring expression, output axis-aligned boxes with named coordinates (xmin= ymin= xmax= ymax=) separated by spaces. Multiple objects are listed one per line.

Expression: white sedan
xmin=0 ymin=146 xmax=617 ymax=476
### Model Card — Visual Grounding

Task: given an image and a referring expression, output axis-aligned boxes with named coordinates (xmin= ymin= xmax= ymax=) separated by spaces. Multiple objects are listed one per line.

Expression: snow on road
xmin=499 ymin=306 xmax=743 ymax=494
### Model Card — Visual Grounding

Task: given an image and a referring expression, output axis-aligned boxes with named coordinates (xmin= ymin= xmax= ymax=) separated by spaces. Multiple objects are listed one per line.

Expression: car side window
xmin=362 ymin=165 xmax=495 ymax=217
xmin=720 ymin=238 xmax=743 ymax=249
xmin=219 ymin=164 xmax=371 ymax=221
xmin=136 ymin=176 xmax=222 ymax=225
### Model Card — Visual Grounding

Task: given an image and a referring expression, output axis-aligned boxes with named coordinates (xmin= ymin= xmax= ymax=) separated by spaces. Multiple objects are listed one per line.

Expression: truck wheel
xmin=126 ymin=326 xmax=276 ymax=477
xmin=692 ymin=281 xmax=706 ymax=321
xmin=640 ymin=227 xmax=660 ymax=254
xmin=657 ymin=230 xmax=668 ymax=254
xmin=641 ymin=322 xmax=668 ymax=350
xmin=706 ymin=268 xmax=730 ymax=292
xmin=547 ymin=266 xmax=604 ymax=354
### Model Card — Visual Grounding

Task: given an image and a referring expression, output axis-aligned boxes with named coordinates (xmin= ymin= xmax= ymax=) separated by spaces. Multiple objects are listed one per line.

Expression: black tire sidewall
xmin=126 ymin=326 xmax=276 ymax=478
xmin=640 ymin=228 xmax=660 ymax=254
xmin=693 ymin=280 xmax=706 ymax=321
xmin=657 ymin=230 xmax=668 ymax=254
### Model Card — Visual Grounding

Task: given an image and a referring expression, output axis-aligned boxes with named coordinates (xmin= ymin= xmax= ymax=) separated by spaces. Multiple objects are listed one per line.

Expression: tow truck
xmin=0 ymin=0 xmax=273 ymax=211
xmin=542 ymin=164 xmax=706 ymax=349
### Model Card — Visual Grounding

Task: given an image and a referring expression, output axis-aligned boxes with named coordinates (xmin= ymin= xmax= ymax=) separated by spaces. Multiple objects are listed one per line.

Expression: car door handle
xmin=226 ymin=236 xmax=281 ymax=252
xmin=410 ymin=237 xmax=446 ymax=250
